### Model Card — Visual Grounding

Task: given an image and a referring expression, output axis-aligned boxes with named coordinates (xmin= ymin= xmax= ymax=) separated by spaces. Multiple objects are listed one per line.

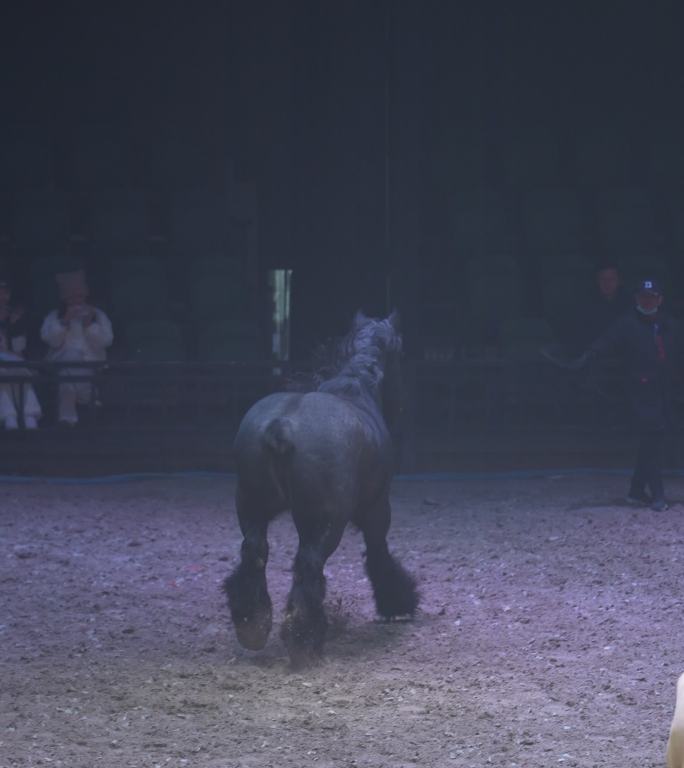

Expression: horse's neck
xmin=320 ymin=372 xmax=379 ymax=401
xmin=319 ymin=354 xmax=383 ymax=407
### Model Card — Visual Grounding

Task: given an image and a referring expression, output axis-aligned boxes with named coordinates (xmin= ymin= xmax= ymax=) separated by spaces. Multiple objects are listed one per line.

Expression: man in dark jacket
xmin=588 ymin=264 xmax=632 ymax=338
xmin=587 ymin=278 xmax=676 ymax=511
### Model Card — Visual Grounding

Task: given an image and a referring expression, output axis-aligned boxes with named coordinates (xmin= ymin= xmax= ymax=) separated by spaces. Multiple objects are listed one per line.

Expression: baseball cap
xmin=636 ymin=278 xmax=662 ymax=295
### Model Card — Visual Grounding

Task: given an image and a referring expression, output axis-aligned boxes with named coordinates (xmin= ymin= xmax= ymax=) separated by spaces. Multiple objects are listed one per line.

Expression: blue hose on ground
xmin=1 ymin=468 xmax=684 ymax=485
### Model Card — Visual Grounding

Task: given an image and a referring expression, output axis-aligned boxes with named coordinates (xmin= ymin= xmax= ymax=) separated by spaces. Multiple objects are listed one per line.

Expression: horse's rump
xmin=235 ymin=391 xmax=390 ymax=510
xmin=238 ymin=391 xmax=382 ymax=456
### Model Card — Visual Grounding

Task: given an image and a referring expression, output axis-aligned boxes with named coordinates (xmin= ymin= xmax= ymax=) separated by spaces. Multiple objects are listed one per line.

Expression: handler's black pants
xmin=630 ymin=429 xmax=665 ymax=501
xmin=628 ymin=378 xmax=672 ymax=502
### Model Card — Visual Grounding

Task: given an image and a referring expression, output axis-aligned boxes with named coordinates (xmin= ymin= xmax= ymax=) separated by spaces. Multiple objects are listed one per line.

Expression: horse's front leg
xmin=224 ymin=486 xmax=273 ymax=651
xmin=281 ymin=515 xmax=345 ymax=667
xmin=361 ymin=496 xmax=419 ymax=619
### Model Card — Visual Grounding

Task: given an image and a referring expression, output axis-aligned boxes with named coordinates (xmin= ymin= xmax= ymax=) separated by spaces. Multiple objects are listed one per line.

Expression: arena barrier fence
xmin=0 ymin=358 xmax=680 ymax=473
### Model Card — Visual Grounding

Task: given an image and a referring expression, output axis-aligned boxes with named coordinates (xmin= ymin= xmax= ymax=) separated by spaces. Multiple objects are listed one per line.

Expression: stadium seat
xmin=29 ymin=257 xmax=61 ymax=319
xmin=449 ymin=188 xmax=516 ymax=259
xmin=572 ymin=132 xmax=633 ymax=187
xmin=442 ymin=136 xmax=487 ymax=191
xmin=171 ymin=190 xmax=230 ymax=252
xmin=540 ymin=261 xmax=594 ymax=335
xmin=13 ymin=190 xmax=69 ymax=249
xmin=592 ymin=186 xmax=657 ymax=256
xmin=0 ymin=125 xmax=55 ymax=193
xmin=665 ymin=196 xmax=684 ymax=251
xmin=189 ymin=271 xmax=248 ymax=323
xmin=0 ymin=197 xmax=10 ymax=242
xmin=465 ymin=253 xmax=524 ymax=345
xmin=499 ymin=316 xmax=555 ymax=360
xmin=91 ymin=189 xmax=148 ymax=244
xmin=646 ymin=140 xmax=684 ymax=189
xmin=110 ymin=256 xmax=172 ymax=321
xmin=466 ymin=252 xmax=523 ymax=302
xmin=69 ymin=125 xmax=131 ymax=190
xmin=502 ymin=137 xmax=563 ymax=188
xmin=193 ymin=255 xmax=244 ymax=281
xmin=196 ymin=323 xmax=258 ymax=361
xmin=522 ymin=187 xmax=586 ymax=255
xmin=124 ymin=320 xmax=186 ymax=361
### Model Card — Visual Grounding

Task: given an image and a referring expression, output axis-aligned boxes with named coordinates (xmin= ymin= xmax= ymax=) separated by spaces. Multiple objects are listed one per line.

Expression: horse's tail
xmin=263 ymin=417 xmax=295 ymax=456
xmin=262 ymin=417 xmax=295 ymax=504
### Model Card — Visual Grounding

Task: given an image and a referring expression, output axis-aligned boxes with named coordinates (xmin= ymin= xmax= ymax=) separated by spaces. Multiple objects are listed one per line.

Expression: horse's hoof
xmin=288 ymin=648 xmax=323 ymax=670
xmin=235 ymin=612 xmax=272 ymax=651
xmin=281 ymin=611 xmax=326 ymax=667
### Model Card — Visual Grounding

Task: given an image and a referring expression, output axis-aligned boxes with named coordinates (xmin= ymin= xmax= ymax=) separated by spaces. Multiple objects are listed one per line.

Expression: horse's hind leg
xmin=281 ymin=515 xmax=346 ymax=667
xmin=362 ymin=497 xmax=419 ymax=619
xmin=224 ymin=486 xmax=273 ymax=651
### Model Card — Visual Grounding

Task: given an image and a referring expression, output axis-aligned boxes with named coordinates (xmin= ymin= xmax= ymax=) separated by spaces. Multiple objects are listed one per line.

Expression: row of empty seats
xmin=451 ymin=185 xmax=684 ymax=259
xmin=0 ymin=184 xmax=259 ymax=363
xmin=422 ymin=243 xmax=677 ymax=359
xmin=4 ymin=184 xmax=681 ymax=263
xmin=123 ymin=319 xmax=259 ymax=362
xmin=0 ymin=126 xmax=233 ymax=192
xmin=5 ymin=124 xmax=684 ymax=192
xmin=0 ymin=187 xmax=253 ymax=249
xmin=18 ymin=250 xmax=259 ymax=362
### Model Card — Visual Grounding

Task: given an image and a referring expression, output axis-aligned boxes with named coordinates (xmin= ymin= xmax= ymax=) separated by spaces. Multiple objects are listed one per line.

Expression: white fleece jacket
xmin=41 ymin=308 xmax=114 ymax=362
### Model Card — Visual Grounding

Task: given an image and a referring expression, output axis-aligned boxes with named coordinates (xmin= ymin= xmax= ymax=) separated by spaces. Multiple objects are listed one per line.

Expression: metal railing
xmin=0 ymin=360 xmax=292 ymax=430
xmin=0 ymin=356 xmax=648 ymax=433
xmin=407 ymin=357 xmax=635 ymax=435
xmin=1 ymin=357 xmax=678 ymax=472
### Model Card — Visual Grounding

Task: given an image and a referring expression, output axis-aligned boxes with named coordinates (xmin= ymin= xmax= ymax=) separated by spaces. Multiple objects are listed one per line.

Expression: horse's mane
xmin=316 ymin=313 xmax=401 ymax=400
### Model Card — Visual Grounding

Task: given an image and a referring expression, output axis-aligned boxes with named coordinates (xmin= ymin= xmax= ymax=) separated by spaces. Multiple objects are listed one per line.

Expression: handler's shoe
xmin=626 ymin=491 xmax=651 ymax=506
xmin=651 ymin=498 xmax=670 ymax=512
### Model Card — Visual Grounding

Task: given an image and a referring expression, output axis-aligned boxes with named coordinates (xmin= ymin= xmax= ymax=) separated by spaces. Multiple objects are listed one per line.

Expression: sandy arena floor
xmin=2 ymin=472 xmax=684 ymax=767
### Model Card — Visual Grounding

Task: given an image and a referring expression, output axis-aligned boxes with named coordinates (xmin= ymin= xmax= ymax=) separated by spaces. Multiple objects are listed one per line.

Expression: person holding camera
xmin=0 ymin=276 xmax=42 ymax=429
xmin=40 ymin=269 xmax=113 ymax=426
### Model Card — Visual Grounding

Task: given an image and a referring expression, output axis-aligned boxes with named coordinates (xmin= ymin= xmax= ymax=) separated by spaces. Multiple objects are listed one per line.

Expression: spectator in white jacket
xmin=40 ymin=269 xmax=113 ymax=426
xmin=0 ymin=277 xmax=41 ymax=429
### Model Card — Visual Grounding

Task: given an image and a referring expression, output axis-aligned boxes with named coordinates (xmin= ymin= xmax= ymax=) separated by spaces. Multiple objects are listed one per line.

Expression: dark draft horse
xmin=224 ymin=311 xmax=418 ymax=665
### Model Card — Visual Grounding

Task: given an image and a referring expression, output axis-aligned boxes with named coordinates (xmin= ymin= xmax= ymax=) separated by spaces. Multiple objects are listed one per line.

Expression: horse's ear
xmin=388 ymin=309 xmax=401 ymax=331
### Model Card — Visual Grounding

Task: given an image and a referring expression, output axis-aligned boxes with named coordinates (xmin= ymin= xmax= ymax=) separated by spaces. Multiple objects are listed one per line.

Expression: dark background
xmin=1 ymin=0 xmax=684 ymax=360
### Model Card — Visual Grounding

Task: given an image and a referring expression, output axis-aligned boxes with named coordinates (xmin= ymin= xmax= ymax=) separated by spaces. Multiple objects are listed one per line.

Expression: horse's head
xmin=351 ymin=310 xmax=402 ymax=355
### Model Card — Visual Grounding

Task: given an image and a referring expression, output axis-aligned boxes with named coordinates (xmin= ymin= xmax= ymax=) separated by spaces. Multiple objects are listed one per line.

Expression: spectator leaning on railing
xmin=0 ymin=276 xmax=42 ymax=430
xmin=40 ymin=269 xmax=113 ymax=426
